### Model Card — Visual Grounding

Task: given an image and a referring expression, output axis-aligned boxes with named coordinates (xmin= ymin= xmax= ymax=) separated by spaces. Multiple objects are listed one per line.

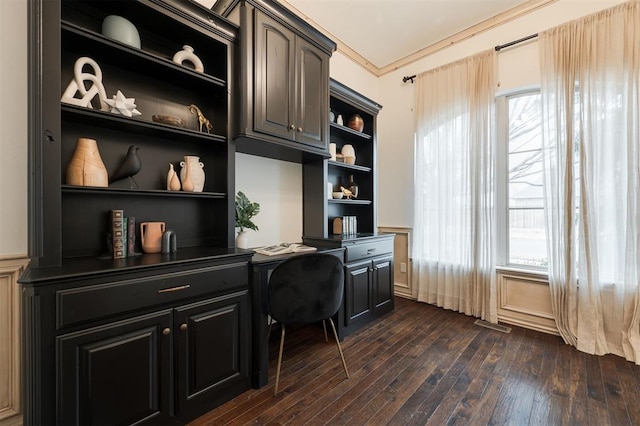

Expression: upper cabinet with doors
xmin=212 ymin=0 xmax=336 ymax=163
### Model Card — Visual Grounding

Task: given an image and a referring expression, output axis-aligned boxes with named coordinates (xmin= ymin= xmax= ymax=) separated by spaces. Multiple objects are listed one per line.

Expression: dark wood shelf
xmin=330 ymin=122 xmax=372 ymax=139
xmin=328 ymin=160 xmax=371 ymax=172
xmin=62 ymin=21 xmax=227 ymax=88
xmin=328 ymin=198 xmax=372 ymax=205
xmin=61 ymin=105 xmax=227 ymax=144
xmin=62 ymin=185 xmax=226 ymax=199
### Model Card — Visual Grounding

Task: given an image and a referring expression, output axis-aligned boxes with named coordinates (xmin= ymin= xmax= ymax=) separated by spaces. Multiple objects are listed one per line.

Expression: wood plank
xmin=585 ymin=350 xmax=609 ymax=425
xmin=188 ymin=297 xmax=640 ymax=426
xmin=600 ymin=353 xmax=631 ymax=425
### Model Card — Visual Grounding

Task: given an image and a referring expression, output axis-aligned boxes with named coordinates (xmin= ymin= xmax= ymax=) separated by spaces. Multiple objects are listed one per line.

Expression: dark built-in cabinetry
xmin=22 ymin=0 xmax=392 ymax=421
xmin=303 ymin=80 xmax=393 ymax=338
xmin=22 ymin=0 xmax=252 ymax=424
xmin=22 ymin=253 xmax=251 ymax=425
xmin=212 ymin=0 xmax=336 ymax=162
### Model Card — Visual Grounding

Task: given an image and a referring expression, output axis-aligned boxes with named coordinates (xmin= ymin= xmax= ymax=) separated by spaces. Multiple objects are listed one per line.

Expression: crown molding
xmin=279 ymin=0 xmax=555 ymax=77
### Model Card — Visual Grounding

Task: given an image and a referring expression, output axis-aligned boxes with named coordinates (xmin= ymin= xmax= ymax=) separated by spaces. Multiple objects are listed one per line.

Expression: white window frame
xmin=495 ymin=88 xmax=548 ymax=272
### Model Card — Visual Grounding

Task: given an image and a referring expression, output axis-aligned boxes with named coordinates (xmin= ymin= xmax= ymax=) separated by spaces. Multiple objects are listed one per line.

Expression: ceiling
xmin=281 ymin=0 xmax=548 ymax=74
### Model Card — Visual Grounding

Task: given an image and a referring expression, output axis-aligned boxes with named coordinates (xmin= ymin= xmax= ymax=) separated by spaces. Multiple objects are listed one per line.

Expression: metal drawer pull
xmin=158 ymin=284 xmax=191 ymax=294
xmin=162 ymin=328 xmax=171 ymax=336
xmin=180 ymin=323 xmax=188 ymax=331
xmin=367 ymin=248 xmax=377 ymax=253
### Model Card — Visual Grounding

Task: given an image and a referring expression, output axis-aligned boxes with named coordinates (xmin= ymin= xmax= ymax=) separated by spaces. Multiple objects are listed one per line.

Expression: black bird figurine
xmin=109 ymin=145 xmax=141 ymax=188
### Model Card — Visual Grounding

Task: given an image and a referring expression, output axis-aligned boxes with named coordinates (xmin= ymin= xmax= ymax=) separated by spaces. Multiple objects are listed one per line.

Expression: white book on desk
xmin=255 ymin=243 xmax=317 ymax=256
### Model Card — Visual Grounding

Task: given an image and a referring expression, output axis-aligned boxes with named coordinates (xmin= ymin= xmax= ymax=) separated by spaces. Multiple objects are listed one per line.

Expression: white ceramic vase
xmin=180 ymin=155 xmax=205 ymax=192
xmin=236 ymin=231 xmax=249 ymax=249
xmin=173 ymin=45 xmax=204 ymax=73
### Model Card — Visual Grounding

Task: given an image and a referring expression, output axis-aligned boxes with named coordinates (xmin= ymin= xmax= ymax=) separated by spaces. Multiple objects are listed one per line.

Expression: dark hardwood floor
xmin=189 ymin=297 xmax=640 ymax=425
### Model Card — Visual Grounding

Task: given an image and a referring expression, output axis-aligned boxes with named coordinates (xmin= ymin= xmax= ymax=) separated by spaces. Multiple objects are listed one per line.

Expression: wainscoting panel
xmin=497 ymin=269 xmax=558 ymax=335
xmin=378 ymin=227 xmax=414 ymax=299
xmin=0 ymin=257 xmax=28 ymax=426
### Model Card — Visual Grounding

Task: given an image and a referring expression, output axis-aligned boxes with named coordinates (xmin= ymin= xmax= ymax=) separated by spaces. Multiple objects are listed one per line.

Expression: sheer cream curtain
xmin=540 ymin=1 xmax=640 ymax=361
xmin=412 ymin=50 xmax=497 ymax=323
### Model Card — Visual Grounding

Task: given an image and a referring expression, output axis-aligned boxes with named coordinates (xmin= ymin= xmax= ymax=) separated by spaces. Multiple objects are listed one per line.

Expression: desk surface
xmin=249 ymin=246 xmax=345 ymax=265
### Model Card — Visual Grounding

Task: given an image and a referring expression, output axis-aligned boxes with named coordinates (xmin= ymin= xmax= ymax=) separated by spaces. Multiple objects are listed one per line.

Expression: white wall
xmin=0 ymin=0 xmax=28 ymax=257
xmin=376 ymin=0 xmax=627 ymax=228
xmin=234 ymin=153 xmax=303 ymax=247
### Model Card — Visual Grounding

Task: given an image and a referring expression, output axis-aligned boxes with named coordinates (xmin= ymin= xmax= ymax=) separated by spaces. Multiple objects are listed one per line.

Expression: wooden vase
xmin=66 ymin=137 xmax=109 ymax=187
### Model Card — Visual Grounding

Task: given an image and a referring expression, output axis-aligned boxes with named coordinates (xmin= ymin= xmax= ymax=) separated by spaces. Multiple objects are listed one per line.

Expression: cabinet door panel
xmin=175 ymin=290 xmax=249 ymax=414
xmin=254 ymin=12 xmax=294 ymax=140
xmin=345 ymin=260 xmax=371 ymax=325
xmin=296 ymin=38 xmax=328 ymax=148
xmin=57 ymin=310 xmax=172 ymax=426
xmin=373 ymin=256 xmax=394 ymax=314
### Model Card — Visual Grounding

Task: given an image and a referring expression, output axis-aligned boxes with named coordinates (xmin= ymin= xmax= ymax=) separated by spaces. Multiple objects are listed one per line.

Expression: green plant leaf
xmin=235 ymin=191 xmax=260 ymax=232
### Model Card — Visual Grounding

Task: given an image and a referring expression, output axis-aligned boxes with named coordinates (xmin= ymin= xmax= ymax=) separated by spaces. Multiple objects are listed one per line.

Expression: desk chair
xmin=267 ymin=252 xmax=350 ymax=396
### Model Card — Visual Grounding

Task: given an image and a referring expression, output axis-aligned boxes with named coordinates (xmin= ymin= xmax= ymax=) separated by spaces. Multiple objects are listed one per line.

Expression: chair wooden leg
xmin=322 ymin=320 xmax=328 ymax=342
xmin=328 ymin=318 xmax=349 ymax=379
xmin=274 ymin=324 xmax=286 ymax=397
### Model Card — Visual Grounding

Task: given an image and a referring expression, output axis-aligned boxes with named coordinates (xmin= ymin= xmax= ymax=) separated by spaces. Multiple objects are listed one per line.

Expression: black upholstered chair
xmin=267 ymin=252 xmax=349 ymax=396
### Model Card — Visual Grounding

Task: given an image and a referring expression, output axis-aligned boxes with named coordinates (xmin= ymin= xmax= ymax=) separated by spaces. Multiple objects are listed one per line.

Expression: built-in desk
xmin=249 ymin=247 xmax=345 ymax=388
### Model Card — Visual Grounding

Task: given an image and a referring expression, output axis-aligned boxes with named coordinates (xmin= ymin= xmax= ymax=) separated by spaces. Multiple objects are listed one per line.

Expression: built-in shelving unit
xmin=303 ymin=79 xmax=382 ymax=238
xmin=303 ymin=79 xmax=394 ymax=339
xmin=21 ymin=1 xmax=253 ymax=424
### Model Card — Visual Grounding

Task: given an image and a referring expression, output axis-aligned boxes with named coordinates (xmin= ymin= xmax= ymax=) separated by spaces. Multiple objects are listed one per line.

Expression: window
xmin=497 ymin=91 xmax=547 ymax=268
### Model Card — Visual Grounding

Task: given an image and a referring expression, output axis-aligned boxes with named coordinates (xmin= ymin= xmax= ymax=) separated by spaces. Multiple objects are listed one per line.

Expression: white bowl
xmin=332 ymin=192 xmax=344 ymax=199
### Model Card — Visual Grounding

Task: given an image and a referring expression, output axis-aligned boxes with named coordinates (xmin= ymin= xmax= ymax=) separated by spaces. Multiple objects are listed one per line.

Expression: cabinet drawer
xmin=345 ymin=239 xmax=393 ymax=262
xmin=56 ymin=263 xmax=248 ymax=330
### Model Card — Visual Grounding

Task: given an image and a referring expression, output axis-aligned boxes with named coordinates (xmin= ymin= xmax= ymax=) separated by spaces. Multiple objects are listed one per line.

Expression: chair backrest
xmin=267 ymin=253 xmax=344 ymax=325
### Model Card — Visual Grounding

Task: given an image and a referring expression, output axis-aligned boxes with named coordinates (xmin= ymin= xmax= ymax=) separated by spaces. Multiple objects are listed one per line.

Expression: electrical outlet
xmin=400 ymin=262 xmax=407 ymax=273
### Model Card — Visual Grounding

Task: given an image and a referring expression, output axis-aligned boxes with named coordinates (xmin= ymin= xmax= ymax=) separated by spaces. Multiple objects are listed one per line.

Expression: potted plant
xmin=235 ymin=191 xmax=260 ymax=249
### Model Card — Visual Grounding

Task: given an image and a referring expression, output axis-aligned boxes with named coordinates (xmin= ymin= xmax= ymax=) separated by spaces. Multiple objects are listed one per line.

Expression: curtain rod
xmin=402 ymin=75 xmax=416 ymax=84
xmin=402 ymin=32 xmax=539 ymax=83
xmin=495 ymin=33 xmax=538 ymax=51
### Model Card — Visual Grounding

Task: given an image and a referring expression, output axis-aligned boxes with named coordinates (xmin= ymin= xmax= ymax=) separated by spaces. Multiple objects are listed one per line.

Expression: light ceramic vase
xmin=236 ymin=231 xmax=249 ymax=249
xmin=173 ymin=45 xmax=204 ymax=73
xmin=102 ymin=15 xmax=141 ymax=49
xmin=180 ymin=155 xmax=205 ymax=192
xmin=66 ymin=137 xmax=109 ymax=187
xmin=166 ymin=163 xmax=181 ymax=191
xmin=140 ymin=222 xmax=165 ymax=253
xmin=341 ymin=144 xmax=356 ymax=164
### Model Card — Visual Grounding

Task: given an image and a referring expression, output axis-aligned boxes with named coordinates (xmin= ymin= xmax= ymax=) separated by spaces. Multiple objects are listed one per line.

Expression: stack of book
xmin=332 ymin=216 xmax=357 ymax=235
xmin=109 ymin=209 xmax=137 ymax=259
